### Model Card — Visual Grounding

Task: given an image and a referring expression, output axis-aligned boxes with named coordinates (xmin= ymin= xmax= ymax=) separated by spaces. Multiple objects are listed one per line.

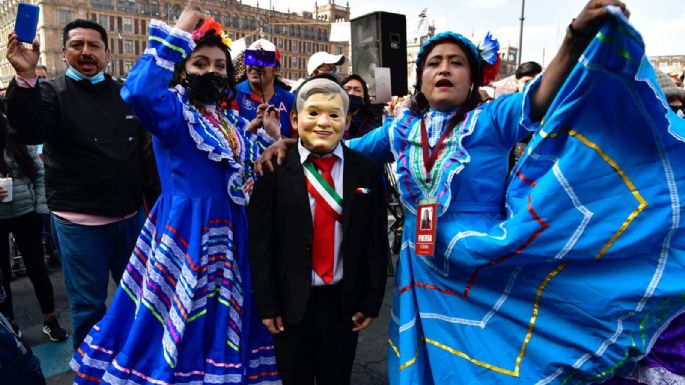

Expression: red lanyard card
xmin=415 ymin=199 xmax=438 ymax=257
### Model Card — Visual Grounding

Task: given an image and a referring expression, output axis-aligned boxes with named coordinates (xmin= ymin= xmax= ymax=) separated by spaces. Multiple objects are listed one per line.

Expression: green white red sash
xmin=303 ymin=160 xmax=343 ymax=221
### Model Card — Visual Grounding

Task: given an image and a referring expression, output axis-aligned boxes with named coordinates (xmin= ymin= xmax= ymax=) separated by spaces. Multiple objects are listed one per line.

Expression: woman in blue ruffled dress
xmin=259 ymin=1 xmax=685 ymax=384
xmin=71 ymin=2 xmax=281 ymax=384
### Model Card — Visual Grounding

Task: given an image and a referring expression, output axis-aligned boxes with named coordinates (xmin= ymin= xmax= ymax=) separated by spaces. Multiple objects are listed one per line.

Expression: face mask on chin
xmin=65 ymin=66 xmax=105 ymax=84
xmin=185 ymin=71 xmax=228 ymax=105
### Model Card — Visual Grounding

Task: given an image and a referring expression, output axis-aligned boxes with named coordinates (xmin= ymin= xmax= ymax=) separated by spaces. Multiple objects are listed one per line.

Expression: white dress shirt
xmin=297 ymin=140 xmax=345 ymax=286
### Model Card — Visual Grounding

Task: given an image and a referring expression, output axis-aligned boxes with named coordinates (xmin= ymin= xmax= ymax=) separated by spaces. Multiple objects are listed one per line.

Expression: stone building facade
xmin=0 ymin=0 xmax=349 ymax=86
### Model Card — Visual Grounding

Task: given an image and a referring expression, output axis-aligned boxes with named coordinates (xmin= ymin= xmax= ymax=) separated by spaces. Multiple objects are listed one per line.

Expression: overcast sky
xmin=250 ymin=0 xmax=685 ymax=66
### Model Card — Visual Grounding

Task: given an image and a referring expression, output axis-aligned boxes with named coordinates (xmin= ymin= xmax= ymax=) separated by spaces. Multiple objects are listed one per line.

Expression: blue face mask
xmin=65 ymin=66 xmax=105 ymax=84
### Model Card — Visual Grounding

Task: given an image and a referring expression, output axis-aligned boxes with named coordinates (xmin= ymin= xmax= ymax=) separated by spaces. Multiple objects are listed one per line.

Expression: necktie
xmin=308 ymin=155 xmax=337 ymax=284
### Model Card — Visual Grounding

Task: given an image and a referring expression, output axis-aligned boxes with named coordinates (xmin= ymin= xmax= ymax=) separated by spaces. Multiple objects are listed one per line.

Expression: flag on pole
xmin=414 ymin=8 xmax=429 ymax=39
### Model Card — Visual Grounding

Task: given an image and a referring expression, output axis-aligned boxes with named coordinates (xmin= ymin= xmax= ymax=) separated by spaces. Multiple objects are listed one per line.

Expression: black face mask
xmin=185 ymin=72 xmax=228 ymax=104
xmin=348 ymin=94 xmax=364 ymax=112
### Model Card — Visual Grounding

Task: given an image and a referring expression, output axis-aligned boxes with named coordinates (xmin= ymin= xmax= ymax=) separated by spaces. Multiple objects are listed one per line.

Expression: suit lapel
xmin=285 ymin=147 xmax=314 ymax=231
xmin=341 ymin=145 xmax=358 ymax=237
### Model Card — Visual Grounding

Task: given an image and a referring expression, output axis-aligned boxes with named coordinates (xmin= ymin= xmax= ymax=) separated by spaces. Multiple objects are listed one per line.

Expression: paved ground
xmin=10 ymin=257 xmax=396 ymax=385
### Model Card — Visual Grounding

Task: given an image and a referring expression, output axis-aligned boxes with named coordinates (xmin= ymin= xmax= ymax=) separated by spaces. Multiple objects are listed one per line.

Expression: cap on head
xmin=656 ymin=69 xmax=685 ymax=104
xmin=248 ymin=38 xmax=281 ymax=65
xmin=307 ymin=51 xmax=345 ymax=76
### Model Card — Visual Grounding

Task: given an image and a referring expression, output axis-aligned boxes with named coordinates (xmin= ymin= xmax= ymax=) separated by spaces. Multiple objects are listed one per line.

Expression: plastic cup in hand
xmin=0 ymin=178 xmax=13 ymax=202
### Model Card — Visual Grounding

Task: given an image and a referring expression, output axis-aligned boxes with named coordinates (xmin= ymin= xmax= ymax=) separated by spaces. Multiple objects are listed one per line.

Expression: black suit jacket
xmin=248 ymin=144 xmax=389 ymax=325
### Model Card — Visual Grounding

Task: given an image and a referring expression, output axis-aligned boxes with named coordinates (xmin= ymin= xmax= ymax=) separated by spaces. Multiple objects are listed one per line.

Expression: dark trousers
xmin=0 ymin=212 xmax=54 ymax=320
xmin=272 ymin=283 xmax=359 ymax=385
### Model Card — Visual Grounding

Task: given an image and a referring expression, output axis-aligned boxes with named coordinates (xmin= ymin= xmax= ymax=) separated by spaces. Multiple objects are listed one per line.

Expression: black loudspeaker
xmin=351 ymin=12 xmax=407 ymax=97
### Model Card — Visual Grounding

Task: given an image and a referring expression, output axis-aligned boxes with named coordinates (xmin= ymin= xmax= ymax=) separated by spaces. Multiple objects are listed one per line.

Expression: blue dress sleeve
xmin=120 ymin=20 xmax=196 ymax=144
xmin=346 ymin=119 xmax=395 ymax=163
xmin=481 ymin=77 xmax=542 ymax=149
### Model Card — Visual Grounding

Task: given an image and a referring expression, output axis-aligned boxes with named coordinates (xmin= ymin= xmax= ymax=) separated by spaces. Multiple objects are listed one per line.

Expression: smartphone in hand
xmin=15 ymin=3 xmax=40 ymax=43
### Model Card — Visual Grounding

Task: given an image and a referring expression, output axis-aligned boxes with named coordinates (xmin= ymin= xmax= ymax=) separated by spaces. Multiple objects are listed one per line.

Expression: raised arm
xmin=5 ymin=33 xmax=56 ymax=144
xmin=530 ymin=0 xmax=629 ymax=121
xmin=120 ymin=2 xmax=204 ymax=142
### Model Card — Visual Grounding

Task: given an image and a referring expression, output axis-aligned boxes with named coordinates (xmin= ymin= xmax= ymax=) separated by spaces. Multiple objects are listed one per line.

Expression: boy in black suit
xmin=248 ymin=77 xmax=389 ymax=385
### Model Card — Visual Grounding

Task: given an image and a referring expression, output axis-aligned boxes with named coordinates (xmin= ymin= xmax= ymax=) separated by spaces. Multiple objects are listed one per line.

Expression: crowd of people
xmin=0 ymin=0 xmax=684 ymax=384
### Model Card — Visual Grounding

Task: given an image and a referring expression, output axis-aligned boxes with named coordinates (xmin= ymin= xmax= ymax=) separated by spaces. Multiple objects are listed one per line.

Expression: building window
xmin=151 ymin=1 xmax=160 ymax=16
xmin=103 ymin=0 xmax=113 ymax=9
xmin=241 ymin=16 xmax=247 ymax=29
xmin=336 ymin=47 xmax=342 ymax=55
xmin=224 ymin=14 xmax=231 ymax=26
xmin=288 ymin=25 xmax=294 ymax=36
xmin=98 ymin=14 xmax=109 ymax=29
xmin=212 ymin=11 xmax=220 ymax=21
xmin=295 ymin=26 xmax=301 ymax=37
xmin=317 ymin=28 xmax=322 ymax=40
xmin=117 ymin=0 xmax=126 ymax=10
xmin=59 ymin=9 xmax=72 ymax=25
xmin=170 ymin=4 xmax=181 ymax=19
xmin=128 ymin=0 xmax=136 ymax=12
xmin=124 ymin=40 xmax=133 ymax=53
xmin=124 ymin=17 xmax=132 ymax=32
xmin=277 ymin=39 xmax=284 ymax=49
xmin=249 ymin=17 xmax=255 ymax=30
xmin=306 ymin=42 xmax=312 ymax=53
xmin=140 ymin=0 xmax=149 ymax=15
xmin=124 ymin=60 xmax=134 ymax=74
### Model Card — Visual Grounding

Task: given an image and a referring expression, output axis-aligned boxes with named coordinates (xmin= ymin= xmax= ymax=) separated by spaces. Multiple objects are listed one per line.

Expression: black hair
xmin=170 ymin=30 xmax=236 ymax=109
xmin=413 ymin=37 xmax=481 ymax=114
xmin=515 ymin=61 xmax=542 ymax=80
xmin=340 ymin=74 xmax=371 ymax=108
xmin=63 ymin=19 xmax=109 ymax=49
xmin=0 ymin=114 xmax=37 ymax=182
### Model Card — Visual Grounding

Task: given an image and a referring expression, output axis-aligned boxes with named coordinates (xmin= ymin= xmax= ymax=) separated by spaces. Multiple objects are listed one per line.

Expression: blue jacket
xmin=235 ymin=80 xmax=295 ymax=138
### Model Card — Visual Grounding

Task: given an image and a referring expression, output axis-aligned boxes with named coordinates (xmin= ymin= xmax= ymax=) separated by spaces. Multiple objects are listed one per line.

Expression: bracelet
xmin=566 ymin=18 xmax=590 ymax=41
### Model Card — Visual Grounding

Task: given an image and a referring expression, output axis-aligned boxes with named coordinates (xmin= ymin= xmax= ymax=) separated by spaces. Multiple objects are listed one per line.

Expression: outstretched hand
xmin=572 ymin=0 xmax=629 ymax=36
xmin=6 ymin=32 xmax=39 ymax=78
xmin=254 ymin=139 xmax=294 ymax=175
xmin=175 ymin=0 xmax=204 ymax=33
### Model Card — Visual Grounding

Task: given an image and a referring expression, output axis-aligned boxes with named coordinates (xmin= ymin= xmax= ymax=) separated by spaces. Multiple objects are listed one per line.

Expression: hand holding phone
xmin=7 ymin=32 xmax=41 ymax=78
xmin=15 ymin=3 xmax=39 ymax=43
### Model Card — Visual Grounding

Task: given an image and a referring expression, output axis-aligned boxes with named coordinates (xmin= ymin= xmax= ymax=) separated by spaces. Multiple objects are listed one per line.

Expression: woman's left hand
xmin=262 ymin=107 xmax=281 ymax=141
xmin=572 ymin=0 xmax=630 ymax=37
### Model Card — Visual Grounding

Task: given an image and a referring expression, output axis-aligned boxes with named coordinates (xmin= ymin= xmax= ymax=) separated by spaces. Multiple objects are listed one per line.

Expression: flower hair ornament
xmin=192 ymin=17 xmax=232 ymax=48
xmin=415 ymin=31 xmax=502 ymax=89
xmin=478 ymin=32 xmax=501 ymax=86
